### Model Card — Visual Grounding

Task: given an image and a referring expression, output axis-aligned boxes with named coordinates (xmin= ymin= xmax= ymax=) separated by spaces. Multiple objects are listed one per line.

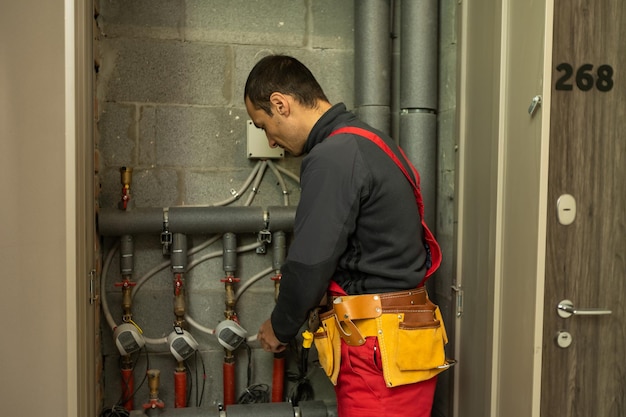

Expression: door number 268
xmin=555 ymin=63 xmax=614 ymax=92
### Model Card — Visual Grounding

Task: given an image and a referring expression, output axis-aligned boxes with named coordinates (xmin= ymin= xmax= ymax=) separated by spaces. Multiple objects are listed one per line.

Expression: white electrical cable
xmin=234 ymin=266 xmax=274 ymax=302
xmin=266 ymin=160 xmax=289 ymax=206
xmin=275 ymin=164 xmax=300 ymax=184
xmin=101 ymin=242 xmax=120 ymax=331
xmin=100 ymin=241 xmax=168 ymax=345
xmin=245 ymin=160 xmax=268 ymax=206
xmin=184 ymin=314 xmax=215 ymax=336
xmin=179 ymin=160 xmax=263 ymax=208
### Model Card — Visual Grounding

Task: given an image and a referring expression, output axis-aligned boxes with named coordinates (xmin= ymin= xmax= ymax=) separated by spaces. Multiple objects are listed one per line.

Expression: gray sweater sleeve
xmin=271 ymin=138 xmax=364 ymax=342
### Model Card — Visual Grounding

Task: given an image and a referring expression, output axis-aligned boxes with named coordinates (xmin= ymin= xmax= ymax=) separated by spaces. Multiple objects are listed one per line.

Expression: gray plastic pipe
xmin=98 ymin=206 xmax=296 ymax=237
xmin=130 ymin=400 xmax=329 ymax=417
xmin=120 ymin=234 xmax=134 ymax=276
xmin=398 ymin=0 xmax=439 ymax=228
xmin=171 ymin=233 xmax=188 ymax=273
xmin=354 ymin=0 xmax=439 ymax=228
xmin=354 ymin=0 xmax=391 ymax=134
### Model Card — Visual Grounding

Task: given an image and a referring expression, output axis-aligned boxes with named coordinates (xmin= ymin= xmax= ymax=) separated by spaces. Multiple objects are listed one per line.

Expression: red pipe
xmin=223 ymin=361 xmax=236 ymax=407
xmin=271 ymin=353 xmax=285 ymax=402
xmin=174 ymin=370 xmax=187 ymax=408
xmin=121 ymin=367 xmax=134 ymax=411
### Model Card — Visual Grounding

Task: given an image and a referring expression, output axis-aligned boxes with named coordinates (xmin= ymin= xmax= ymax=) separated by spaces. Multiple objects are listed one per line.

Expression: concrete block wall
xmin=96 ymin=0 xmax=353 ymax=411
xmin=95 ymin=0 xmax=457 ymax=415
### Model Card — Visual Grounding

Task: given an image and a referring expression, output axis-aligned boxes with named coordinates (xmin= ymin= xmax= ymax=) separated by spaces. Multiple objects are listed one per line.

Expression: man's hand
xmin=257 ymin=318 xmax=287 ymax=353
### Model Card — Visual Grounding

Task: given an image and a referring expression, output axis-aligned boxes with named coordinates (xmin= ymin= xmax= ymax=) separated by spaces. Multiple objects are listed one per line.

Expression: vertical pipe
xmin=271 ymin=352 xmax=286 ymax=402
xmin=271 ymin=231 xmax=287 ymax=402
xmin=142 ymin=369 xmax=165 ymax=410
xmin=121 ymin=366 xmax=134 ymax=411
xmin=171 ymin=233 xmax=188 ymax=326
xmin=174 ymin=370 xmax=187 ymax=408
xmin=171 ymin=234 xmax=189 ymax=408
xmin=118 ymin=233 xmax=136 ymax=410
xmin=354 ymin=0 xmax=392 ymax=134
xmin=399 ymin=0 xmax=439 ymax=229
xmin=222 ymin=233 xmax=239 ymax=407
xmin=391 ymin=0 xmax=402 ymax=143
xmin=223 ymin=360 xmax=236 ymax=407
xmin=400 ymin=0 xmax=438 ymax=111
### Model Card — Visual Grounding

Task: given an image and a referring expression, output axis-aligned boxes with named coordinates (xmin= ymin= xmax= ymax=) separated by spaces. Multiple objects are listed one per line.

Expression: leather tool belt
xmin=332 ymin=287 xmax=429 ymax=346
xmin=313 ymin=287 xmax=455 ymax=386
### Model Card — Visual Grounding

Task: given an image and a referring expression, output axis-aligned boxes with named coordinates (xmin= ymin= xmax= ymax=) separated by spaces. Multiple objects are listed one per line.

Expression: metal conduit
xmin=98 ymin=206 xmax=296 ymax=236
xmin=354 ymin=0 xmax=392 ymax=135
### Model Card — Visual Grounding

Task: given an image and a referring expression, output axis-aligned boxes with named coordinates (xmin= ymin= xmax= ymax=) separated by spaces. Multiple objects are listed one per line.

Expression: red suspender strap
xmin=329 ymin=126 xmax=442 ymax=282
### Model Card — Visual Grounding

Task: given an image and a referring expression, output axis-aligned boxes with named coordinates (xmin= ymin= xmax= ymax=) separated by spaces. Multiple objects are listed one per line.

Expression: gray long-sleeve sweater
xmin=271 ymin=103 xmax=430 ymax=342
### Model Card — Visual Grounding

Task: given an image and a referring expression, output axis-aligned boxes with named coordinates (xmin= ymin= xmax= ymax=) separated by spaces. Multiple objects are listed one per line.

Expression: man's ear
xmin=269 ymin=92 xmax=290 ymax=116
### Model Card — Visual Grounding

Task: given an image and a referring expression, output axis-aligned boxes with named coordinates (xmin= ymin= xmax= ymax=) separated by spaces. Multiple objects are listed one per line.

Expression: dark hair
xmin=244 ymin=55 xmax=329 ymax=115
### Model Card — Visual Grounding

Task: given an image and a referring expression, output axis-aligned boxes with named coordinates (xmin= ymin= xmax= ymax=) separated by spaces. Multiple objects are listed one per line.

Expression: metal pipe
xmin=354 ymin=0 xmax=392 ymax=134
xmin=98 ymin=206 xmax=296 ymax=236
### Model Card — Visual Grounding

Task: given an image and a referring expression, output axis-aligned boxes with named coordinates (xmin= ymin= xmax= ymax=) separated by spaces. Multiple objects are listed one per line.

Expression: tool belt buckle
xmin=332 ymin=295 xmax=382 ymax=346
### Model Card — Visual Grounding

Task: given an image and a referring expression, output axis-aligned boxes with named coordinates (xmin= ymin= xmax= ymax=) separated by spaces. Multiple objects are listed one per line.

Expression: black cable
xmin=114 ymin=346 xmax=150 ymax=409
xmin=237 ymin=342 xmax=270 ymax=404
xmin=197 ymin=350 xmax=207 ymax=406
xmin=245 ymin=342 xmax=253 ymax=387
xmin=99 ymin=405 xmax=130 ymax=417
xmin=287 ymin=340 xmax=314 ymax=406
xmin=237 ymin=383 xmax=270 ymax=404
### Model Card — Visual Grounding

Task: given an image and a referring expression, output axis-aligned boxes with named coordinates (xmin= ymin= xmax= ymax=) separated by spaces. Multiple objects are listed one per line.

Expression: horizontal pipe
xmin=128 ymin=401 xmax=329 ymax=417
xmin=98 ymin=206 xmax=296 ymax=236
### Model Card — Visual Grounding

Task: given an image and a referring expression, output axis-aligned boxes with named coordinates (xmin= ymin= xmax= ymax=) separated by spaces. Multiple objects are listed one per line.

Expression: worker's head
xmin=244 ymin=55 xmax=329 ymax=116
xmin=244 ymin=55 xmax=331 ymax=156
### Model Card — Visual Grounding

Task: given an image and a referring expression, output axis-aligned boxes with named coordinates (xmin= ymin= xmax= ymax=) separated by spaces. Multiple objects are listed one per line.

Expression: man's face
xmin=245 ymin=97 xmax=304 ymax=156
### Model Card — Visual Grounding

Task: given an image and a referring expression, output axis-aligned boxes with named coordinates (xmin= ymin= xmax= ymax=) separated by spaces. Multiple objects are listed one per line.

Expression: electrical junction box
xmin=247 ymin=120 xmax=284 ymax=159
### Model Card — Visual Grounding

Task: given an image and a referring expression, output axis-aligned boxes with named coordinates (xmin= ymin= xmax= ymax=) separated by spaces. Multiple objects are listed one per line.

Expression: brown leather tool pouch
xmin=312 ymin=309 xmax=342 ymax=385
xmin=376 ymin=298 xmax=454 ymax=387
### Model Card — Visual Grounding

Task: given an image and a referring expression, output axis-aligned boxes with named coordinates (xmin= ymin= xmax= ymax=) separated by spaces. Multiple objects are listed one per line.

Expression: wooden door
xmin=542 ymin=1 xmax=626 ymax=415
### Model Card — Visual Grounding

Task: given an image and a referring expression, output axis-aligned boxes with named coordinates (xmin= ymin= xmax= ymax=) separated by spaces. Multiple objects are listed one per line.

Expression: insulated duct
xmin=399 ymin=0 xmax=439 ymax=228
xmin=354 ymin=0 xmax=439 ymax=228
xmin=354 ymin=0 xmax=392 ymax=134
xmin=128 ymin=400 xmax=328 ymax=417
xmin=98 ymin=206 xmax=296 ymax=236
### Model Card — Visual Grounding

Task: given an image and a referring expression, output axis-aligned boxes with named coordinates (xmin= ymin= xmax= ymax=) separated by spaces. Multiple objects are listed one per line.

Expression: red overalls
xmin=328 ymin=127 xmax=443 ymax=417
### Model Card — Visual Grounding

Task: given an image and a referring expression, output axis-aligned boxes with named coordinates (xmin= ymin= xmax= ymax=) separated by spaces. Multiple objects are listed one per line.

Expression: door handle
xmin=557 ymin=299 xmax=612 ymax=318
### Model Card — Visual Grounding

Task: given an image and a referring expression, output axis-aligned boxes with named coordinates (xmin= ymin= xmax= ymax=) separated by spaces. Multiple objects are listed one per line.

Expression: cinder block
xmin=97 ymin=0 xmax=185 ymax=40
xmin=184 ymin=0 xmax=306 ymax=47
xmin=311 ymin=0 xmax=355 ymax=49
xmin=98 ymin=102 xmax=137 ymax=168
xmin=151 ymin=106 xmax=249 ymax=168
xmin=100 ymin=38 xmax=231 ymax=105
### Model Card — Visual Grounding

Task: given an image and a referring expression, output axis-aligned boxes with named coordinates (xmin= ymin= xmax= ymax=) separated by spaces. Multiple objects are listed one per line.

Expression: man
xmin=244 ymin=55 xmax=442 ymax=417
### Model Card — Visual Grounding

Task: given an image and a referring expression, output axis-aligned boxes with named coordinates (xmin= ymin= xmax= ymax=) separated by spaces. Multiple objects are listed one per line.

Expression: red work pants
xmin=334 ymin=336 xmax=437 ymax=417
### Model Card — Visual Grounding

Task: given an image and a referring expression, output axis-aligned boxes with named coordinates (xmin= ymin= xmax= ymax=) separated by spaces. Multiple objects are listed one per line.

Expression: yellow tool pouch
xmin=376 ymin=302 xmax=452 ymax=387
xmin=313 ymin=288 xmax=454 ymax=387
xmin=313 ymin=309 xmax=342 ymax=385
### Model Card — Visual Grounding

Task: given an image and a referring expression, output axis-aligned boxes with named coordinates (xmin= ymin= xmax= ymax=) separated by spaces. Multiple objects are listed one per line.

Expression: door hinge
xmin=451 ymin=285 xmax=463 ymax=317
xmin=89 ymin=269 xmax=97 ymax=304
